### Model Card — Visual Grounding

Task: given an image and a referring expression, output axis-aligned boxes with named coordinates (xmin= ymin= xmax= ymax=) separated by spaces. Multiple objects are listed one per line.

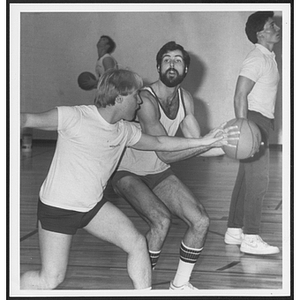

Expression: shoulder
xmin=58 ymin=105 xmax=95 ymax=119
xmin=103 ymin=53 xmax=114 ymax=60
xmin=139 ymin=88 xmax=159 ymax=109
xmin=180 ymin=88 xmax=193 ymax=102
xmin=137 ymin=89 xmax=160 ymax=122
xmin=122 ymin=120 xmax=142 ymax=142
xmin=180 ymin=88 xmax=194 ymax=110
xmin=244 ymin=47 xmax=264 ymax=64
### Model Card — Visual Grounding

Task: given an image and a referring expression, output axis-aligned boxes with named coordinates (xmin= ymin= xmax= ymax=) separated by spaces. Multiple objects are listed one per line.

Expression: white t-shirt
xmin=117 ymin=87 xmax=186 ymax=175
xmin=39 ymin=105 xmax=141 ymax=212
xmin=240 ymin=43 xmax=280 ymax=119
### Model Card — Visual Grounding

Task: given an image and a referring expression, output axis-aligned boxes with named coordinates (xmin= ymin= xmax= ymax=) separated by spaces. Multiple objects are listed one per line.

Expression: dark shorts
xmin=37 ymin=198 xmax=108 ymax=235
xmin=111 ymin=168 xmax=174 ymax=191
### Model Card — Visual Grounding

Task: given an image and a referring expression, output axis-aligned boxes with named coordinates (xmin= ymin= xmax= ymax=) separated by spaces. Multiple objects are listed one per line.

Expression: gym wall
xmin=20 ymin=10 xmax=283 ymax=144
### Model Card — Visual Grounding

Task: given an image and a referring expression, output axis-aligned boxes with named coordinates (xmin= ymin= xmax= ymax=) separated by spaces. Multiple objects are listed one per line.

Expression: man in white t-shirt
xmin=20 ymin=69 xmax=238 ymax=290
xmin=224 ymin=11 xmax=281 ymax=255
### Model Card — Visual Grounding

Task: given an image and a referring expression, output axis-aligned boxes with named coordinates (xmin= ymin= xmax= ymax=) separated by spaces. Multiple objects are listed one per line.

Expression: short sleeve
xmin=57 ymin=106 xmax=81 ymax=138
xmin=124 ymin=122 xmax=142 ymax=147
xmin=239 ymin=56 xmax=263 ymax=83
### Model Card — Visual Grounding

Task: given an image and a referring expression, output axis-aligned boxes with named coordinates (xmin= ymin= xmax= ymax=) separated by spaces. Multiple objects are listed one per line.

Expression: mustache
xmin=165 ymin=68 xmax=179 ymax=75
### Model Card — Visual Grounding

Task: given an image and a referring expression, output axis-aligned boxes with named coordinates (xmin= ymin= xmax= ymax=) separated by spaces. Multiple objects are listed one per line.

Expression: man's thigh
xmin=38 ymin=221 xmax=72 ymax=276
xmin=153 ymin=175 xmax=207 ymax=221
xmin=113 ymin=174 xmax=170 ymax=221
xmin=84 ymin=201 xmax=143 ymax=252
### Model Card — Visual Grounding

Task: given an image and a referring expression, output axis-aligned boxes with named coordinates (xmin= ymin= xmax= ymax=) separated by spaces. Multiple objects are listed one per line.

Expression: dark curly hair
xmin=156 ymin=41 xmax=190 ymax=70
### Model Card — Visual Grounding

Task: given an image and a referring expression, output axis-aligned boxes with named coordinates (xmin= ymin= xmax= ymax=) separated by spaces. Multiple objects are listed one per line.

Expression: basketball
xmin=77 ymin=72 xmax=98 ymax=91
xmin=222 ymin=118 xmax=262 ymax=160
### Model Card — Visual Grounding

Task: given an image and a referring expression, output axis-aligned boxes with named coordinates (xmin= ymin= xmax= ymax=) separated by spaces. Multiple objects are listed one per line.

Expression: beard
xmin=159 ymin=68 xmax=186 ymax=87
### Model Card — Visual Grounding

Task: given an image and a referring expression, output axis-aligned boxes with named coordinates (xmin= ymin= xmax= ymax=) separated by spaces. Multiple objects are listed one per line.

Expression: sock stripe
xmin=180 ymin=241 xmax=203 ymax=264
xmin=149 ymin=250 xmax=161 ymax=269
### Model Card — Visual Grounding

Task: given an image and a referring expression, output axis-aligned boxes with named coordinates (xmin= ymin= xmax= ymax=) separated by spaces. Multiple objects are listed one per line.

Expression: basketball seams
xmin=222 ymin=118 xmax=261 ymax=160
xmin=235 ymin=119 xmax=242 ymax=160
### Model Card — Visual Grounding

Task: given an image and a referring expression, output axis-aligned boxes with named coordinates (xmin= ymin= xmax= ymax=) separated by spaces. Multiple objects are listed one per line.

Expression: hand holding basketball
xmin=203 ymin=122 xmax=240 ymax=147
xmin=222 ymin=118 xmax=262 ymax=159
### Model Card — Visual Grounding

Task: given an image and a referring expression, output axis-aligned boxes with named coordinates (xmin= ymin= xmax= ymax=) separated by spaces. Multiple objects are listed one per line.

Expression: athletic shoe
xmin=169 ymin=281 xmax=198 ymax=290
xmin=240 ymin=235 xmax=280 ymax=255
xmin=224 ymin=228 xmax=244 ymax=245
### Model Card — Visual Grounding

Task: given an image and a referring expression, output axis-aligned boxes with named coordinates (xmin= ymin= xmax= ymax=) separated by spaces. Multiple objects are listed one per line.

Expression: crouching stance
xmin=112 ymin=42 xmax=240 ymax=290
xmin=20 ymin=68 xmax=235 ymax=290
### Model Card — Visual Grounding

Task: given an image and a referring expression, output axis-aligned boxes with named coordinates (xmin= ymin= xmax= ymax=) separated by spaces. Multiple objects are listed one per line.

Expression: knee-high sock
xmin=149 ymin=249 xmax=161 ymax=269
xmin=173 ymin=241 xmax=203 ymax=287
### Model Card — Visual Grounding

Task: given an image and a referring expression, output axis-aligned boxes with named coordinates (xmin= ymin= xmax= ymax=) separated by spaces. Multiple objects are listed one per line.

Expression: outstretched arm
xmin=21 ymin=108 xmax=58 ymax=131
xmin=132 ymin=128 xmax=237 ymax=152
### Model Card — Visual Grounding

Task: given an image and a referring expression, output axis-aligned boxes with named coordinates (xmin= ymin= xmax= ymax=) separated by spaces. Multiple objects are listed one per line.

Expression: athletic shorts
xmin=37 ymin=198 xmax=108 ymax=235
xmin=111 ymin=168 xmax=174 ymax=191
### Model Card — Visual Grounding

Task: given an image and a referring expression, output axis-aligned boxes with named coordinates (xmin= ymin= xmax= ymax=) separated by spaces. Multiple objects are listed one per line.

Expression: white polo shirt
xmin=240 ymin=43 xmax=280 ymax=119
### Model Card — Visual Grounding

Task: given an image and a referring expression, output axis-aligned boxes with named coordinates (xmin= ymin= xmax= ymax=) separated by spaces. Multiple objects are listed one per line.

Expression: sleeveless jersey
xmin=95 ymin=53 xmax=118 ymax=78
xmin=117 ymin=86 xmax=186 ymax=175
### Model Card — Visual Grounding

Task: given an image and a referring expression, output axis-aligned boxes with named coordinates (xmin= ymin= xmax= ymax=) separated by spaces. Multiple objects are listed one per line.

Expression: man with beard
xmin=111 ymin=41 xmax=229 ymax=290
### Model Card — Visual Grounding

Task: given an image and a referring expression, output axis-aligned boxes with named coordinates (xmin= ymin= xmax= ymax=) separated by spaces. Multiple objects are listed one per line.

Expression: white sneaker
xmin=169 ymin=281 xmax=198 ymax=290
xmin=224 ymin=228 xmax=244 ymax=245
xmin=240 ymin=235 xmax=280 ymax=255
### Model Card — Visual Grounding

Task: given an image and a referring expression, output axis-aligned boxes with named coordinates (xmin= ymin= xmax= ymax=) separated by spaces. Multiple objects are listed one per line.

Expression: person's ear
xmin=256 ymin=31 xmax=264 ymax=41
xmin=115 ymin=95 xmax=123 ymax=104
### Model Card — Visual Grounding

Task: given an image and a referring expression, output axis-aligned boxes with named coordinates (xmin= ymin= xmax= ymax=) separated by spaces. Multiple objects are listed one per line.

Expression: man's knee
xmin=41 ymin=270 xmax=66 ymax=289
xmin=112 ymin=175 xmax=135 ymax=195
xmin=192 ymin=206 xmax=210 ymax=232
xmin=20 ymin=269 xmax=66 ymax=290
xmin=152 ymin=211 xmax=171 ymax=234
xmin=129 ymin=232 xmax=148 ymax=253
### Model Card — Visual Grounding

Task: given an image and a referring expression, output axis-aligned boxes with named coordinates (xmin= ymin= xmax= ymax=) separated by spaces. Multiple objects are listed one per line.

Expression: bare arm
xmin=137 ymin=89 xmax=224 ymax=163
xmin=102 ymin=56 xmax=117 ymax=71
xmin=131 ymin=130 xmax=230 ymax=152
xmin=21 ymin=108 xmax=58 ymax=131
xmin=234 ymin=75 xmax=256 ymax=118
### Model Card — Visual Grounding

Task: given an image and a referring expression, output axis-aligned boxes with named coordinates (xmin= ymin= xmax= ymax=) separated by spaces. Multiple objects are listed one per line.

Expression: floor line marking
xmin=217 ymin=261 xmax=240 ymax=271
xmin=20 ymin=229 xmax=38 ymax=242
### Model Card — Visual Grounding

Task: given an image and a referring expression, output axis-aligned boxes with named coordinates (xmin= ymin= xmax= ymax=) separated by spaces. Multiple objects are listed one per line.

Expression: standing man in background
xmin=95 ymin=35 xmax=118 ymax=79
xmin=111 ymin=41 xmax=237 ymax=290
xmin=77 ymin=35 xmax=118 ymax=91
xmin=224 ymin=11 xmax=281 ymax=255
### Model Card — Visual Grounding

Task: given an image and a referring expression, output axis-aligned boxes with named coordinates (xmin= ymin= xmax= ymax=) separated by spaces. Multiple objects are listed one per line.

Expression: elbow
xmin=156 ymin=152 xmax=173 ymax=164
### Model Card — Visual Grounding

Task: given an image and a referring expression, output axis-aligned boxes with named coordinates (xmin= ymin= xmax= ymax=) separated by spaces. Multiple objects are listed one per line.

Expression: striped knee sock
xmin=173 ymin=241 xmax=203 ymax=287
xmin=149 ymin=249 xmax=161 ymax=269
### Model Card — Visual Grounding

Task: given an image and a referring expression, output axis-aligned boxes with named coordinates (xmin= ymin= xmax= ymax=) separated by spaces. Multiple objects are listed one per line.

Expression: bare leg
xmin=113 ymin=175 xmax=171 ymax=252
xmin=84 ymin=201 xmax=151 ymax=289
xmin=154 ymin=175 xmax=209 ymax=249
xmin=20 ymin=222 xmax=72 ymax=289
xmin=154 ymin=175 xmax=209 ymax=288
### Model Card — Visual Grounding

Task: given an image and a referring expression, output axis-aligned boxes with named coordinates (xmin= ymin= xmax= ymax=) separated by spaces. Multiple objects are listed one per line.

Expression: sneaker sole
xmin=224 ymin=235 xmax=243 ymax=245
xmin=224 ymin=238 xmax=242 ymax=245
xmin=240 ymin=247 xmax=280 ymax=255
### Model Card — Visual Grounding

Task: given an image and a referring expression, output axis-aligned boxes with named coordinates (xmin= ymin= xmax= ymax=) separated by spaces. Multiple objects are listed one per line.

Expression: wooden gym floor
xmin=18 ymin=141 xmax=287 ymax=296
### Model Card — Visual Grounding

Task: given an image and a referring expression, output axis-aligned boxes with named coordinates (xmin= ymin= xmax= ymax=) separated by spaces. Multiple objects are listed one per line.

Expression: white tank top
xmin=95 ymin=53 xmax=118 ymax=78
xmin=117 ymin=86 xmax=186 ymax=175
